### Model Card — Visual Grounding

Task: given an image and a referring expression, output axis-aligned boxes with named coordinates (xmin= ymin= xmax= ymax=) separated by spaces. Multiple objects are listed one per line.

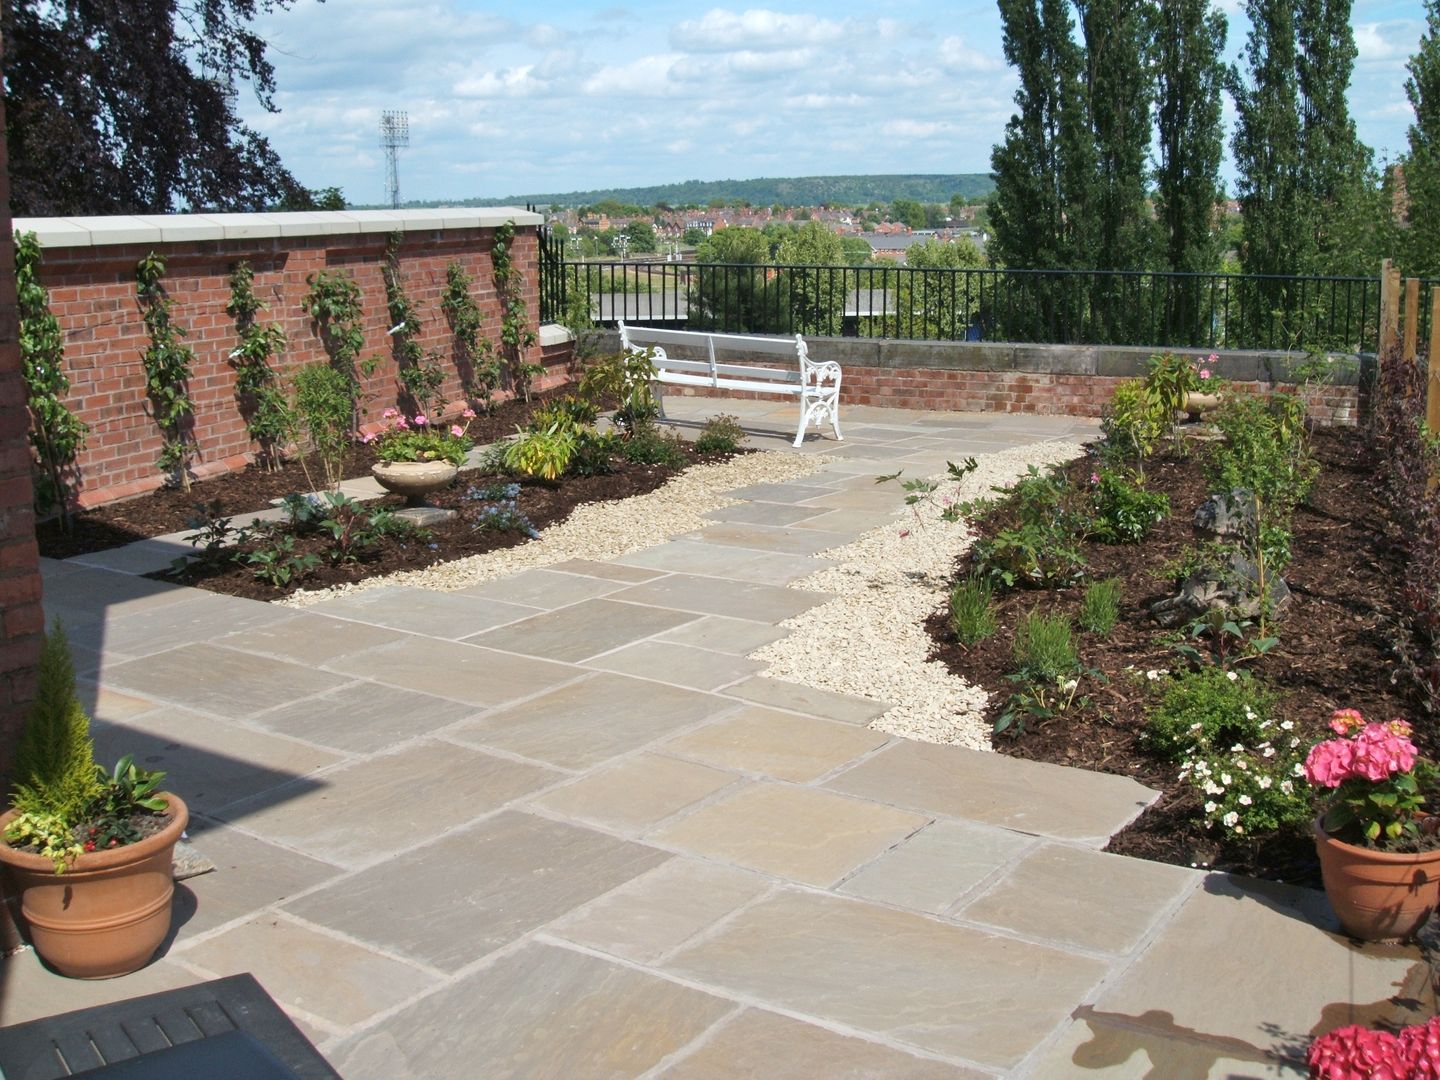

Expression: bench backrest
xmin=618 ymin=321 xmax=810 ymax=385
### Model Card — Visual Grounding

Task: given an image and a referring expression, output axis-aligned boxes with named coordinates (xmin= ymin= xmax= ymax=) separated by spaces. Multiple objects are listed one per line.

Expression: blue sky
xmin=239 ymin=0 xmax=1428 ymax=205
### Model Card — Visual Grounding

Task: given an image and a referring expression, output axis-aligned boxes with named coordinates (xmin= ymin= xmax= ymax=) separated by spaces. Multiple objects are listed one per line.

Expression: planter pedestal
xmin=370 ymin=461 xmax=459 ymax=523
xmin=1314 ymin=819 xmax=1440 ymax=941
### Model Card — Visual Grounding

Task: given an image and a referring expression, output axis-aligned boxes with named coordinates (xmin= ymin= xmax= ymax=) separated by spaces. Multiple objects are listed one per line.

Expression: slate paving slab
xmin=690 ymin=522 xmax=845 ymax=557
xmin=616 ymin=540 xmax=820 ymax=586
xmin=285 ymin=811 xmax=669 ymax=972
xmin=528 ymin=753 xmax=738 ymax=831
xmin=453 ymin=567 xmax=626 ymax=608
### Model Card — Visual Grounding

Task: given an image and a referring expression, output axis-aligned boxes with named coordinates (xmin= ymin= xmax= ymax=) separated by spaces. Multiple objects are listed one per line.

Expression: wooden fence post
xmin=1405 ymin=277 xmax=1421 ymax=363
xmin=1381 ymin=259 xmax=1400 ymax=356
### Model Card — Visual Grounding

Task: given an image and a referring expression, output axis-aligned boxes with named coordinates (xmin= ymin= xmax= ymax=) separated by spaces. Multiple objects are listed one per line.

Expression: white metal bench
xmin=618 ymin=322 xmax=843 ymax=448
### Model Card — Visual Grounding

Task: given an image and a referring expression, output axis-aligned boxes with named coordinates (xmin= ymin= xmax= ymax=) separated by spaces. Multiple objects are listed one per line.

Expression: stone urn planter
xmin=0 ymin=794 xmax=188 ymax=978
xmin=1314 ymin=817 xmax=1440 ymax=942
xmin=1183 ymin=391 xmax=1221 ymax=419
xmin=371 ymin=460 xmax=459 ymax=507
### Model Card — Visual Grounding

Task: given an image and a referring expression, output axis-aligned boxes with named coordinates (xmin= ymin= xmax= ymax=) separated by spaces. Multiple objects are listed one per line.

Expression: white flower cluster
xmin=1177 ymin=714 xmax=1309 ymax=837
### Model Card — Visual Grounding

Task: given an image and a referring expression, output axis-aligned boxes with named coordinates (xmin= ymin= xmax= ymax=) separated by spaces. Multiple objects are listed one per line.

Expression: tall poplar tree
xmin=1402 ymin=0 xmax=1440 ymax=277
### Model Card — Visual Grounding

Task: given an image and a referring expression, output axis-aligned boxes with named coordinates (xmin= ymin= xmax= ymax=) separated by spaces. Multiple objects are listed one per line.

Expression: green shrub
xmin=502 ymin=423 xmax=577 ymax=480
xmin=694 ymin=414 xmax=746 ymax=455
xmin=1101 ymin=378 xmax=1167 ymax=462
xmin=292 ymin=362 xmax=355 ymax=490
xmin=570 ymin=429 xmax=621 ymax=476
xmin=1087 ymin=467 xmax=1169 ymax=544
xmin=528 ymin=395 xmax=598 ymax=432
xmin=622 ymin=426 xmax=688 ymax=468
xmin=970 ymin=523 xmax=1087 ymax=590
xmin=1011 ymin=611 xmax=1077 ymax=682
xmin=1144 ymin=667 xmax=1276 ymax=761
xmin=1079 ymin=579 xmax=1122 ymax=635
xmin=949 ymin=577 xmax=997 ymax=646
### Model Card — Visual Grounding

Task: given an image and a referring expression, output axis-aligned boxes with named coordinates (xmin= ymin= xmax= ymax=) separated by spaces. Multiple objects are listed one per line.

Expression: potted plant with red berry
xmin=0 ymin=624 xmax=187 ymax=978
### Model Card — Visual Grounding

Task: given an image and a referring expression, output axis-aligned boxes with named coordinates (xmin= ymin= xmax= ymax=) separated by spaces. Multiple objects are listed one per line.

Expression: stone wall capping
xmin=538 ymin=323 xmax=574 ymax=347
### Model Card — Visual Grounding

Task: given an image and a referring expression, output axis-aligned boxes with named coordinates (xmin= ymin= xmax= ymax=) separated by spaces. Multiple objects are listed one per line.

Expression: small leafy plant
xmin=621 ymin=426 xmax=688 ymax=468
xmin=1011 ymin=610 xmax=1078 ymax=682
xmin=1144 ymin=666 xmax=1277 ymax=761
xmin=503 ymin=423 xmax=577 ymax=480
xmin=1172 ymin=607 xmax=1278 ymax=670
xmin=492 ymin=221 xmax=541 ymax=400
xmin=949 ymin=577 xmax=997 ymax=647
xmin=136 ymin=252 xmax=197 ymax=490
xmin=579 ymin=349 xmax=658 ymax=434
xmin=1086 ymin=466 xmax=1168 ymax=544
xmin=365 ymin=407 xmax=475 ymax=466
xmin=695 ymin=414 xmax=747 ymax=455
xmin=227 ymin=261 xmax=293 ymax=471
xmin=292 ymin=362 xmax=356 ymax=490
xmin=441 ymin=261 xmax=501 ymax=410
xmin=246 ymin=534 xmax=320 ymax=588
xmin=462 ymin=482 xmax=540 ymax=537
xmin=1078 ymin=578 xmax=1122 ymax=636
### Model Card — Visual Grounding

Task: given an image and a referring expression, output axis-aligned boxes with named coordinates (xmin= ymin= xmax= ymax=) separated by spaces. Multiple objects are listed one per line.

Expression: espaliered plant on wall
xmin=440 ymin=261 xmax=501 ymax=411
xmin=226 ymin=262 xmax=293 ymax=471
xmin=16 ymin=232 xmax=87 ymax=527
xmin=491 ymin=221 xmax=540 ymax=402
xmin=135 ymin=253 xmax=196 ymax=491
xmin=301 ymin=269 xmax=373 ymax=430
xmin=382 ymin=233 xmax=447 ymax=419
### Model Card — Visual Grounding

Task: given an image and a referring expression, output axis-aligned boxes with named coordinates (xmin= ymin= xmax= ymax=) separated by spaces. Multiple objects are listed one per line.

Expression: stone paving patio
xmin=1 ymin=400 xmax=1431 ymax=1078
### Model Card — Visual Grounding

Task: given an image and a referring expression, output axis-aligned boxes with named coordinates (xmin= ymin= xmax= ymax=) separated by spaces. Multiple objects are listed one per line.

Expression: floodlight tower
xmin=379 ymin=110 xmax=409 ymax=209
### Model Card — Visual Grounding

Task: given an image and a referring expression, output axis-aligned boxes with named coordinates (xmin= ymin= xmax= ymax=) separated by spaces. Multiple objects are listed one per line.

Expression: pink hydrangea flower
xmin=1310 ymin=1017 xmax=1440 ymax=1080
xmin=1304 ymin=739 xmax=1355 ymax=788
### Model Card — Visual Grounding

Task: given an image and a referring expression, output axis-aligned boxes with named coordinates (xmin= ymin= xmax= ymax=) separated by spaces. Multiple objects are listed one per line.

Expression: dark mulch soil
xmin=158 ymin=444 xmax=740 ymax=601
xmin=925 ymin=426 xmax=1410 ymax=887
xmin=36 ymin=389 xmax=572 ymax=559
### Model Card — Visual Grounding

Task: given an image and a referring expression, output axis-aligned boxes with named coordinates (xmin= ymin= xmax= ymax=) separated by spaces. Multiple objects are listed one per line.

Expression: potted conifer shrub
xmin=0 ymin=624 xmax=187 ymax=978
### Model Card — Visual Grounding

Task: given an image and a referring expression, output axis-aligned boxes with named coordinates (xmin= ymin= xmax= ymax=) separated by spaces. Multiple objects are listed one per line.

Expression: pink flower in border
xmin=450 ymin=425 xmax=464 ymax=437
xmin=361 ymin=432 xmax=376 ymax=444
xmin=394 ymin=416 xmax=409 ymax=430
xmin=413 ymin=414 xmax=428 ymax=426
xmin=1330 ymin=708 xmax=1365 ymax=735
xmin=461 ymin=408 xmax=477 ymax=420
xmin=1199 ymin=369 xmax=1212 ymax=380
xmin=1304 ymin=739 xmax=1355 ymax=788
xmin=1090 ymin=472 xmax=1100 ymax=484
xmin=382 ymin=407 xmax=399 ymax=419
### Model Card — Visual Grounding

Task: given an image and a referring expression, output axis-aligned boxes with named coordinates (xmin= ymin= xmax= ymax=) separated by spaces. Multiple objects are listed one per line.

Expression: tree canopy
xmin=3 ymin=0 xmax=316 ymax=216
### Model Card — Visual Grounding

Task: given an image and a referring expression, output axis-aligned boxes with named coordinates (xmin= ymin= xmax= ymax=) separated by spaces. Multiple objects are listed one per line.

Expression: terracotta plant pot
xmin=371 ymin=460 xmax=459 ymax=506
xmin=0 ymin=794 xmax=187 ymax=979
xmin=1313 ymin=817 xmax=1440 ymax=941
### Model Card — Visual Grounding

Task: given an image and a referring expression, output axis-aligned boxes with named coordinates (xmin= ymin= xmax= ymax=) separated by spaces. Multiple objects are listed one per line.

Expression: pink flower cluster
xmin=1309 ymin=1017 xmax=1440 ymax=1079
xmin=1304 ymin=709 xmax=1418 ymax=788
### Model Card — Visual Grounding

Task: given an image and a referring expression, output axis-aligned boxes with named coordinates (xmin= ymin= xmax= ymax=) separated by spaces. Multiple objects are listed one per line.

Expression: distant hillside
xmin=401 ymin=174 xmax=995 ymax=210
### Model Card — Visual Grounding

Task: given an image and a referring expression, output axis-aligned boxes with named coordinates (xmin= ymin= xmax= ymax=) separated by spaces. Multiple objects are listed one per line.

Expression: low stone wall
xmin=18 ymin=209 xmax=576 ymax=508
xmin=599 ymin=332 xmax=1364 ymax=425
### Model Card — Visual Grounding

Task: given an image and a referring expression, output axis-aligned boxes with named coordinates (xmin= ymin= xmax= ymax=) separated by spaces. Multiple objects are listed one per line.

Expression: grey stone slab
xmin=91 ymin=706 xmax=342 ymax=817
xmin=218 ymin=613 xmax=409 ymax=665
xmin=838 ymin=819 xmax=1035 ymax=915
xmin=1094 ymin=875 xmax=1429 ymax=1068
xmin=652 ymin=782 xmax=928 ymax=887
xmin=326 ymin=943 xmax=731 ymax=1080
xmin=67 ymin=537 xmax=195 ymax=575
xmin=663 ymin=1008 xmax=985 ymax=1078
xmin=1029 ymin=1016 xmax=1304 ymax=1078
xmin=254 ymin=680 xmax=480 ymax=753
xmin=219 ymin=741 xmax=558 ymax=868
xmin=103 ymin=643 xmax=352 ymax=719
xmin=452 ymin=672 xmax=737 ymax=770
xmin=609 ymin=574 xmax=830 ymax=623
xmin=664 ymin=706 xmax=890 ymax=782
xmin=690 ymin=522 xmax=845 ymax=557
xmin=616 ymin=540 xmax=820 ymax=586
xmin=960 ymin=843 xmax=1196 ymax=954
xmin=657 ymin=615 xmax=788 ymax=655
xmin=177 ymin=913 xmax=440 ymax=1029
xmin=453 ymin=568 xmax=627 ymax=608
xmin=62 ymin=590 xmax=293 ymax=659
xmin=546 ymin=558 xmax=667 ymax=583
xmin=724 ymin=482 xmax=838 ymax=504
xmin=704 ymin=501 xmax=829 ymax=527
xmin=39 ymin=556 xmax=83 ymax=579
xmin=324 ymin=635 xmax=579 ymax=707
xmin=285 ymin=811 xmax=669 ymax=972
xmin=826 ymin=739 xmax=1158 ymax=846
xmin=529 ymin=753 xmax=738 ymax=831
xmin=723 ymin=676 xmax=891 ymax=724
xmin=304 ymin=585 xmax=540 ymax=639
xmin=586 ymin=641 xmax=761 ymax=691
xmin=85 ymin=684 xmax=161 ymax=722
xmin=0 ymin=949 xmax=201 ymax=1026
xmin=466 ymin=597 xmax=699 ymax=663
xmin=40 ymin=565 xmax=191 ymax=618
xmin=549 ymin=858 xmax=770 ymax=963
xmin=665 ymin=889 xmax=1108 ymax=1069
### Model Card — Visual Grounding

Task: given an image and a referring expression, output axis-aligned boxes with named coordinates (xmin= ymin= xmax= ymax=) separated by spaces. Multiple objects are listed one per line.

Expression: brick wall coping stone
xmin=11 ymin=207 xmax=545 ymax=249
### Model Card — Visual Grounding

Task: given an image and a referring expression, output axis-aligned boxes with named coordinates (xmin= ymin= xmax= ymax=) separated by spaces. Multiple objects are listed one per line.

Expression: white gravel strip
xmin=280 ymin=451 xmax=830 ymax=605
xmin=750 ymin=439 xmax=1089 ymax=751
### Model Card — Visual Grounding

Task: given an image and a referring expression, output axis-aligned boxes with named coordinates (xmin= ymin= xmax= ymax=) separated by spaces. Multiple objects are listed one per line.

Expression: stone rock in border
xmin=1194 ymin=488 xmax=1256 ymax=538
xmin=1149 ymin=552 xmax=1290 ymax=628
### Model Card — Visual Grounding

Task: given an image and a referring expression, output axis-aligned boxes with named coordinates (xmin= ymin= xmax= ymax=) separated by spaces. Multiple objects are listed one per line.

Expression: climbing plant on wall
xmin=135 ymin=252 xmax=196 ymax=490
xmin=382 ymin=232 xmax=447 ymax=419
xmin=440 ymin=260 xmax=500 ymax=411
xmin=491 ymin=221 xmax=540 ymax=402
xmin=15 ymin=232 xmax=87 ymax=526
xmin=226 ymin=261 xmax=293 ymax=471
xmin=301 ymin=268 xmax=372 ymax=431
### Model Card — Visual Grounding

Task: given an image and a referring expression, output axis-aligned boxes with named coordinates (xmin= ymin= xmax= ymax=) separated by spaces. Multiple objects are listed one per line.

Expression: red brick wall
xmin=29 ymin=225 xmax=568 ymax=507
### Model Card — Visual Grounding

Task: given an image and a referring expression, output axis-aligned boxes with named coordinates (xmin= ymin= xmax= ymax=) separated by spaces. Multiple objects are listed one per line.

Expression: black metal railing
xmin=535 ymin=216 xmax=565 ymax=325
xmin=543 ymin=258 xmax=1391 ymax=354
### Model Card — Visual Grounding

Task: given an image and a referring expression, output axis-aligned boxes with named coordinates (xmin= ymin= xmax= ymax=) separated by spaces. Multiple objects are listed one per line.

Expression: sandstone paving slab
xmin=546 ymin=558 xmax=667 ymax=583
xmin=91 ymin=706 xmax=342 ymax=817
xmin=216 ymin=740 xmax=558 ymax=868
xmin=821 ymin=443 xmax=920 ymax=463
xmin=285 ymin=811 xmax=669 ymax=972
xmin=663 ymin=888 xmax=1109 ymax=1069
xmin=452 ymin=672 xmax=738 ymax=770
xmin=528 ymin=753 xmax=739 ymax=832
xmin=324 ymin=635 xmax=578 ymax=707
xmin=704 ymin=500 xmax=829 ymax=527
xmin=253 ymin=680 xmax=480 ymax=754
xmin=837 ymin=819 xmax=1036 ymax=915
xmin=608 ymin=573 xmax=831 ymax=623
xmin=176 ymin=913 xmax=440 ymax=1029
xmin=663 ymin=705 xmax=890 ymax=782
xmin=586 ymin=640 xmax=761 ymax=691
xmin=660 ymin=1008 xmax=988 ymax=1079
xmin=825 ymin=739 xmax=1157 ymax=846
xmin=40 ymin=565 xmax=191 ymax=618
xmin=453 ymin=567 xmax=627 ymax=608
xmin=303 ymin=584 xmax=540 ymax=639
xmin=546 ymin=858 xmax=771 ymax=964
xmin=959 ymin=843 xmax=1197 ymax=955
xmin=0 ymin=949 xmax=201 ymax=1026
xmin=61 ymin=589 xmax=294 ymax=659
xmin=1092 ymin=875 xmax=1431 ymax=1068
xmin=103 ymin=642 xmax=353 ymax=719
xmin=616 ymin=540 xmax=819 ymax=586
xmin=221 ymin=613 xmax=411 ymax=666
xmin=723 ymin=481 xmax=837 ymax=504
xmin=39 ymin=555 xmax=83 ymax=578
xmin=86 ymin=684 xmax=160 ymax=722
xmin=325 ymin=942 xmax=732 ymax=1080
xmin=66 ymin=536 xmax=195 ymax=575
xmin=723 ymin=675 xmax=891 ymax=725
xmin=467 ymin=597 xmax=700 ymax=663
xmin=1028 ymin=1015 xmax=1304 ymax=1079
xmin=652 ymin=782 xmax=928 ymax=887
xmin=169 ymin=818 xmax=344 ymax=938
xmin=691 ymin=521 xmax=848 ymax=557
xmin=791 ymin=508 xmax=903 ymax=534
xmin=657 ymin=615 xmax=788 ymax=655
xmin=800 ymin=487 xmax=910 ymax=512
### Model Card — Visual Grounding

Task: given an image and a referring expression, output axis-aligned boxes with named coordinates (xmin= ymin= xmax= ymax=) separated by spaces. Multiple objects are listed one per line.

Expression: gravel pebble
xmin=281 ymin=451 xmax=830 ymax=605
xmin=751 ymin=439 xmax=1089 ymax=751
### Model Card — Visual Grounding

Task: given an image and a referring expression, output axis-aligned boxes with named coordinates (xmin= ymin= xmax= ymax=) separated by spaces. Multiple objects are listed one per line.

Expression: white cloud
xmin=582 ymin=53 xmax=682 ymax=96
xmin=453 ymin=65 xmax=547 ymax=98
xmin=883 ymin=119 xmax=950 ymax=138
xmin=672 ymin=8 xmax=846 ymax=51
xmin=938 ymin=35 xmax=1005 ymax=73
